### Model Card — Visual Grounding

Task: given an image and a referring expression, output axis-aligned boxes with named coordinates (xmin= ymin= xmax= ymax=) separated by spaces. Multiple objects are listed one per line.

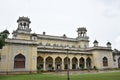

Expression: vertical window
xmin=103 ymin=57 xmax=108 ymax=67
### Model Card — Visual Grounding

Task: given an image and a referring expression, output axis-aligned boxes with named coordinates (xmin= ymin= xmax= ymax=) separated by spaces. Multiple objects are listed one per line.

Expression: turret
xmin=12 ymin=16 xmax=32 ymax=40
xmin=14 ymin=16 xmax=31 ymax=34
xmin=77 ymin=27 xmax=87 ymax=37
xmin=93 ymin=40 xmax=98 ymax=47
xmin=106 ymin=42 xmax=111 ymax=48
xmin=31 ymin=33 xmax=37 ymax=41
xmin=77 ymin=27 xmax=89 ymax=48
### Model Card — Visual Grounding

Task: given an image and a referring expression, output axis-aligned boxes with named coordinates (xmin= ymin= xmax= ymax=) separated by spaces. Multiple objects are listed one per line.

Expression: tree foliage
xmin=0 ymin=30 xmax=9 ymax=49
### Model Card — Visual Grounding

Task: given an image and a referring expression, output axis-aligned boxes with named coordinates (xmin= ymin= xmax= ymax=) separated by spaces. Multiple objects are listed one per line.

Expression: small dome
xmin=62 ymin=34 xmax=67 ymax=38
xmin=107 ymin=42 xmax=111 ymax=45
xmin=93 ymin=40 xmax=98 ymax=43
xmin=2 ymin=29 xmax=10 ymax=34
xmin=17 ymin=16 xmax=31 ymax=23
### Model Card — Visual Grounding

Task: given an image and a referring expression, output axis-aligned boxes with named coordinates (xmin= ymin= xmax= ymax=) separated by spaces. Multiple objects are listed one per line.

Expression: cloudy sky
xmin=0 ymin=0 xmax=120 ymax=49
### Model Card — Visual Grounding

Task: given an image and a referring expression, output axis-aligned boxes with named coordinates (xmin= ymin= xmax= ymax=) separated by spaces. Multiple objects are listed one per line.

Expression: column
xmin=84 ymin=59 xmax=86 ymax=69
xmin=43 ymin=58 xmax=46 ymax=71
xmin=53 ymin=58 xmax=55 ymax=70
xmin=70 ymin=59 xmax=72 ymax=70
xmin=62 ymin=58 xmax=64 ymax=70
xmin=77 ymin=58 xmax=79 ymax=69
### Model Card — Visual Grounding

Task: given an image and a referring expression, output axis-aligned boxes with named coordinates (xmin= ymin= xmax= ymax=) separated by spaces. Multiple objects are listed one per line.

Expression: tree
xmin=0 ymin=29 xmax=9 ymax=60
xmin=0 ymin=29 xmax=9 ymax=49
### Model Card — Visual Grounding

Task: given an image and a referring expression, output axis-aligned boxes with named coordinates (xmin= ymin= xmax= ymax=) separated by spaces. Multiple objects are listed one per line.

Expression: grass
xmin=0 ymin=72 xmax=120 ymax=80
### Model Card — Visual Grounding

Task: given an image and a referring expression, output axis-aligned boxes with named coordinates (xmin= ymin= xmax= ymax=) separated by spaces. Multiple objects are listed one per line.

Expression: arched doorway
xmin=72 ymin=57 xmax=78 ymax=70
xmin=118 ymin=57 xmax=120 ymax=68
xmin=37 ymin=56 xmax=44 ymax=70
xmin=64 ymin=57 xmax=70 ymax=69
xmin=14 ymin=54 xmax=25 ymax=68
xmin=46 ymin=56 xmax=53 ymax=71
xmin=86 ymin=57 xmax=91 ymax=69
xmin=103 ymin=57 xmax=108 ymax=67
xmin=79 ymin=57 xmax=85 ymax=69
xmin=55 ymin=57 xmax=62 ymax=70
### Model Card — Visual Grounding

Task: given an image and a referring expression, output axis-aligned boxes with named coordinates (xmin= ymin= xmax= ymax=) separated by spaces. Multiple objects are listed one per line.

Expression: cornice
xmin=37 ymin=34 xmax=89 ymax=42
xmin=5 ymin=38 xmax=38 ymax=45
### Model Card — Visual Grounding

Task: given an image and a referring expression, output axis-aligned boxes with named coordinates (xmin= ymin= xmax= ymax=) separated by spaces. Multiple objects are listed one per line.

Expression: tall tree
xmin=0 ymin=29 xmax=9 ymax=49
xmin=0 ymin=29 xmax=9 ymax=60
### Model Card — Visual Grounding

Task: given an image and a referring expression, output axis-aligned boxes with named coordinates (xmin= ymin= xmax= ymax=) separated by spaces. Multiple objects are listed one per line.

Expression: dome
xmin=93 ymin=40 xmax=98 ymax=43
xmin=77 ymin=27 xmax=87 ymax=32
xmin=107 ymin=42 xmax=111 ymax=45
xmin=17 ymin=16 xmax=31 ymax=23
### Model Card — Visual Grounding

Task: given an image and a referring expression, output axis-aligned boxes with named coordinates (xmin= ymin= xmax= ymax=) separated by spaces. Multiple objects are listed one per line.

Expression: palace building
xmin=0 ymin=16 xmax=120 ymax=73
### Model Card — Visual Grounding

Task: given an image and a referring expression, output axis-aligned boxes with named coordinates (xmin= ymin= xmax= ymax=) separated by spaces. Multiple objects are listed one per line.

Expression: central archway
xmin=64 ymin=57 xmax=70 ymax=69
xmin=79 ymin=57 xmax=85 ymax=69
xmin=55 ymin=57 xmax=62 ymax=70
xmin=46 ymin=56 xmax=53 ymax=71
xmin=14 ymin=54 xmax=25 ymax=68
xmin=72 ymin=57 xmax=78 ymax=70
xmin=86 ymin=57 xmax=91 ymax=69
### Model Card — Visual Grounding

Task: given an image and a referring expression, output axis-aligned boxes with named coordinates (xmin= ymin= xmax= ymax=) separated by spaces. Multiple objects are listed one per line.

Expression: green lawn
xmin=0 ymin=72 xmax=120 ymax=80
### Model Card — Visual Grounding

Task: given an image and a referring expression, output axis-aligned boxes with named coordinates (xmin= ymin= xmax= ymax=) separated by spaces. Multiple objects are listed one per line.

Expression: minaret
xmin=16 ymin=16 xmax=31 ymax=33
xmin=77 ymin=27 xmax=87 ymax=37
xmin=12 ymin=16 xmax=32 ymax=40
xmin=77 ymin=27 xmax=89 ymax=48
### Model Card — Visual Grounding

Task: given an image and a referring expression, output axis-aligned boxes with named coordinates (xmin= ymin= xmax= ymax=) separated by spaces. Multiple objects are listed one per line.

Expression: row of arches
xmin=37 ymin=56 xmax=92 ymax=70
xmin=13 ymin=54 xmax=120 ymax=70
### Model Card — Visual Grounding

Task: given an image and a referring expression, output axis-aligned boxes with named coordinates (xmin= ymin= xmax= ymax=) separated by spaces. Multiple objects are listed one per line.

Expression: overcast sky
xmin=0 ymin=0 xmax=120 ymax=49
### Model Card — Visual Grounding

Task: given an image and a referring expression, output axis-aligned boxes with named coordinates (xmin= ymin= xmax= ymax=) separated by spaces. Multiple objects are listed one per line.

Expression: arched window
xmin=103 ymin=57 xmax=108 ymax=67
xmin=14 ymin=54 xmax=25 ymax=68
